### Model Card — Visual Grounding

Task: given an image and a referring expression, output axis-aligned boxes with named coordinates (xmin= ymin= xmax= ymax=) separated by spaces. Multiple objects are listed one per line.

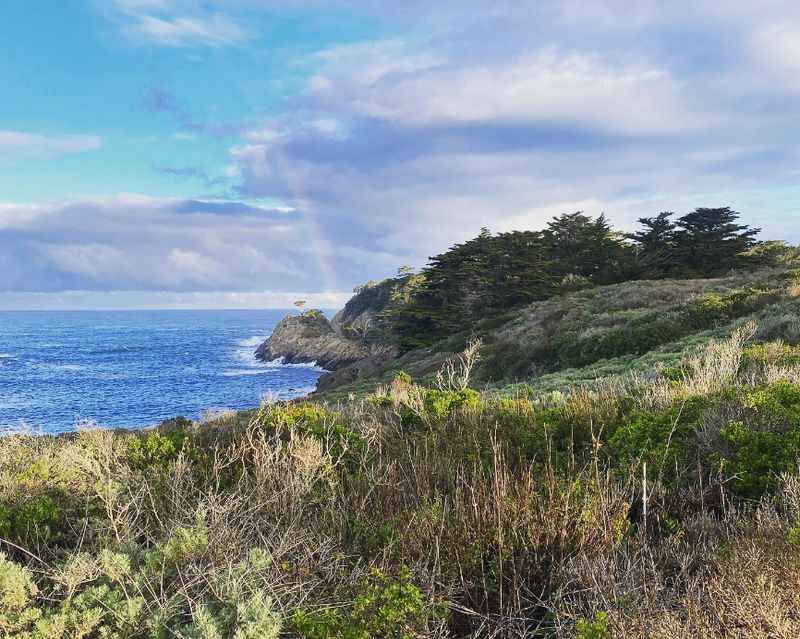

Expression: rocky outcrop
xmin=255 ymin=310 xmax=371 ymax=370
xmin=315 ymin=351 xmax=396 ymax=392
xmin=255 ymin=277 xmax=411 ymax=391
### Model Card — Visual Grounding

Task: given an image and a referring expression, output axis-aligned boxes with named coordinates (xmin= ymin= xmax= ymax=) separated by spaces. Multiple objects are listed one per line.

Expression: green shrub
xmin=0 ymin=543 xmax=283 ymax=639
xmin=397 ymin=388 xmax=482 ymax=428
xmin=0 ymin=553 xmax=41 ymax=634
xmin=609 ymin=398 xmax=707 ymax=477
xmin=0 ymin=494 xmax=61 ymax=544
xmin=291 ymin=568 xmax=443 ymax=639
xmin=258 ymin=404 xmax=367 ymax=472
xmin=576 ymin=611 xmax=612 ymax=639
xmin=706 ymin=382 xmax=800 ymax=498
xmin=126 ymin=428 xmax=188 ymax=471
xmin=489 ymin=398 xmax=551 ymax=463
xmin=718 ymin=420 xmax=800 ymax=498
xmin=422 ymin=388 xmax=481 ymax=419
xmin=683 ymin=293 xmax=733 ymax=329
xmin=743 ymin=342 xmax=800 ymax=369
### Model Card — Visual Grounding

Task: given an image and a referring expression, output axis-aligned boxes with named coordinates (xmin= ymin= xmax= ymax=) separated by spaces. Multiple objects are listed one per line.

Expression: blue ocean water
xmin=0 ymin=310 xmax=327 ymax=434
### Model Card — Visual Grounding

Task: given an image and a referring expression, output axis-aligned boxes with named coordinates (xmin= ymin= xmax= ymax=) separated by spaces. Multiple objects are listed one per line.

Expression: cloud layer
xmin=0 ymin=196 xmax=339 ymax=293
xmin=226 ymin=2 xmax=800 ymax=265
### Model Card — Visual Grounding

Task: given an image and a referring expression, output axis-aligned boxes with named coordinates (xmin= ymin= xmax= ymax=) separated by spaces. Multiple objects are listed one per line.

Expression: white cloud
xmin=9 ymin=0 xmax=800 ymax=310
xmin=0 ymin=130 xmax=102 ymax=159
xmin=228 ymin=5 xmax=800 ymax=268
xmin=750 ymin=20 xmax=800 ymax=81
xmin=132 ymin=13 xmax=249 ymax=47
xmin=319 ymin=49 xmax=699 ymax=136
xmin=106 ymin=0 xmax=250 ymax=47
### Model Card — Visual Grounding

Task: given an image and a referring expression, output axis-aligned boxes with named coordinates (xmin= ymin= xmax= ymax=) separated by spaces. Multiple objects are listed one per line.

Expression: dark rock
xmin=254 ymin=310 xmax=372 ymax=370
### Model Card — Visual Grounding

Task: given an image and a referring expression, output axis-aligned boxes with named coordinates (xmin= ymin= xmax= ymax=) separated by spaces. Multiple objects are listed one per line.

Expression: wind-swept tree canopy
xmin=672 ymin=207 xmax=761 ymax=275
xmin=385 ymin=208 xmax=769 ymax=350
xmin=625 ymin=212 xmax=678 ymax=278
xmin=627 ymin=208 xmax=763 ymax=278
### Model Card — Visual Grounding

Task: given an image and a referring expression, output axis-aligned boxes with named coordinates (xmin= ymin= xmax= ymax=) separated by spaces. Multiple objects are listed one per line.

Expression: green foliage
xmin=714 ymin=383 xmax=800 ymax=497
xmin=487 ymin=283 xmax=783 ymax=378
xmin=258 ymin=403 xmax=367 ymax=471
xmin=0 ymin=494 xmax=61 ymax=544
xmin=291 ymin=568 xmax=442 ymax=639
xmin=744 ymin=342 xmax=800 ymax=369
xmin=718 ymin=420 xmax=800 ymax=498
xmin=629 ymin=208 xmax=761 ymax=278
xmin=387 ymin=208 xmax=766 ymax=352
xmin=489 ymin=398 xmax=551 ymax=463
xmin=422 ymin=388 xmax=481 ymax=419
xmin=576 ymin=611 xmax=612 ymax=639
xmin=682 ymin=288 xmax=778 ymax=330
xmin=549 ymin=312 xmax=689 ymax=369
xmin=126 ymin=427 xmax=188 ymax=471
xmin=0 ymin=544 xmax=282 ymax=639
xmin=397 ymin=387 xmax=482 ymax=428
xmin=0 ymin=553 xmax=41 ymax=634
xmin=787 ymin=523 xmax=800 ymax=548
xmin=609 ymin=398 xmax=707 ymax=476
xmin=390 ymin=215 xmax=631 ymax=349
xmin=149 ymin=522 xmax=210 ymax=566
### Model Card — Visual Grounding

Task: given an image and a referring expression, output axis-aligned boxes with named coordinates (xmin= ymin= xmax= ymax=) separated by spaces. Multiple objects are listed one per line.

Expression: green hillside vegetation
xmin=311 ymin=208 xmax=796 ymax=400
xmin=388 ymin=208 xmax=773 ymax=350
xmin=316 ymin=266 xmax=800 ymax=403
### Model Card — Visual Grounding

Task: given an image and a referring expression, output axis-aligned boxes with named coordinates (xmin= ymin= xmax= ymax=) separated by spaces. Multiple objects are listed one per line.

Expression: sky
xmin=2 ymin=1 xmax=800 ymax=310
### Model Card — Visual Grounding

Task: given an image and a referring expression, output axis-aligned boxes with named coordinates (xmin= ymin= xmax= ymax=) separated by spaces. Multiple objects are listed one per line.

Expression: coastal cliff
xmin=254 ymin=310 xmax=371 ymax=370
xmin=255 ymin=278 xmax=407 ymax=374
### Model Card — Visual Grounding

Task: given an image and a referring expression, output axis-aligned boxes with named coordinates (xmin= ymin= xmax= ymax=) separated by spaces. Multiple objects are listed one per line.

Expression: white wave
xmin=284 ymin=385 xmax=317 ymax=396
xmin=232 ymin=336 xmax=268 ymax=367
xmin=0 ymin=422 xmax=47 ymax=437
xmin=222 ymin=369 xmax=276 ymax=377
xmin=230 ymin=334 xmax=327 ymax=373
xmin=35 ymin=363 xmax=86 ymax=372
xmin=261 ymin=357 xmax=325 ymax=371
xmin=237 ymin=335 xmax=268 ymax=348
xmin=0 ymin=353 xmax=16 ymax=359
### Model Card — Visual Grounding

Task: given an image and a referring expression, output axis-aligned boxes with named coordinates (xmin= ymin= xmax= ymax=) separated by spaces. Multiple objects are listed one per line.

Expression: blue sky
xmin=1 ymin=1 xmax=799 ymax=309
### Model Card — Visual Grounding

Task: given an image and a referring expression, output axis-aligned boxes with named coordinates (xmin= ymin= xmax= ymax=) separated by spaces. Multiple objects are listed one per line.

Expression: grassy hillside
xmin=316 ymin=266 xmax=800 ymax=401
xmin=5 ymin=298 xmax=800 ymax=635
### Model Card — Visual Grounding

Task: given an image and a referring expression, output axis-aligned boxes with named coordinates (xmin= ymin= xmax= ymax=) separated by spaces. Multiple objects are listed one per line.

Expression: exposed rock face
xmin=255 ymin=278 xmax=410 ymax=391
xmin=254 ymin=311 xmax=371 ymax=370
xmin=315 ymin=352 xmax=396 ymax=392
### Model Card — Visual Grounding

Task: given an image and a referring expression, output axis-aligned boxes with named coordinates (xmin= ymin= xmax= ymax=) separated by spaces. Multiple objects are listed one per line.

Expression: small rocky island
xmin=255 ymin=279 xmax=405 ymax=391
xmin=254 ymin=310 xmax=371 ymax=370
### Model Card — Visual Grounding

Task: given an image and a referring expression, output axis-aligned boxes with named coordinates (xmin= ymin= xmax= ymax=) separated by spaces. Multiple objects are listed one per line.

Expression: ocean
xmin=0 ymin=310 xmax=326 ymax=435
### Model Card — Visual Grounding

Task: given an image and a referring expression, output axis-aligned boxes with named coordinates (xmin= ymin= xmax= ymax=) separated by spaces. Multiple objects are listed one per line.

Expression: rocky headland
xmin=254 ymin=279 xmax=408 ymax=391
xmin=254 ymin=310 xmax=371 ymax=370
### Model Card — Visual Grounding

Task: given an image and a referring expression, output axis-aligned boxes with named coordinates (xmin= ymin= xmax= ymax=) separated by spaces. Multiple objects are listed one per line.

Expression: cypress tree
xmin=626 ymin=212 xmax=677 ymax=278
xmin=672 ymin=207 xmax=760 ymax=275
